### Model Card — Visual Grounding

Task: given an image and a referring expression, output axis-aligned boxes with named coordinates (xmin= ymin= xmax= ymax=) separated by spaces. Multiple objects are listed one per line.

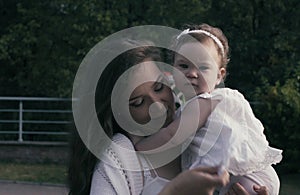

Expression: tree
xmin=0 ymin=0 xmax=299 ymax=173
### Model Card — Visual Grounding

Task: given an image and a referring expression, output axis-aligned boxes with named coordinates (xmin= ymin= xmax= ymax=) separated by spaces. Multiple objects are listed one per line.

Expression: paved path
xmin=0 ymin=181 xmax=68 ymax=195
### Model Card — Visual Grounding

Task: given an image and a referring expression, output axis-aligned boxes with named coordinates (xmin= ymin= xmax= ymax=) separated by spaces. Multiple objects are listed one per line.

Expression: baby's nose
xmin=186 ymin=69 xmax=199 ymax=78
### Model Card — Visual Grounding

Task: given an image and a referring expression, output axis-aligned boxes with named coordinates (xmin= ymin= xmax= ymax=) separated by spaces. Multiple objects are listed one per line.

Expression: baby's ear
xmin=216 ymin=67 xmax=226 ymax=85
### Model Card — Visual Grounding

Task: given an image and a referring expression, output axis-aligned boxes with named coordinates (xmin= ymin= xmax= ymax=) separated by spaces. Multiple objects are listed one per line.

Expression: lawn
xmin=0 ymin=162 xmax=67 ymax=184
xmin=0 ymin=162 xmax=298 ymax=194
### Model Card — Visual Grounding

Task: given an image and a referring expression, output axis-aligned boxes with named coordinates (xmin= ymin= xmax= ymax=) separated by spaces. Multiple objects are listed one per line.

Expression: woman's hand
xmin=225 ymin=183 xmax=268 ymax=195
xmin=159 ymin=166 xmax=229 ymax=195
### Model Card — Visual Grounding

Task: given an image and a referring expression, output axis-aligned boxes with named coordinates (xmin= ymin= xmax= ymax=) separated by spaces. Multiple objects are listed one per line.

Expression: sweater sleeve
xmin=90 ymin=133 xmax=144 ymax=195
xmin=90 ymin=163 xmax=117 ymax=195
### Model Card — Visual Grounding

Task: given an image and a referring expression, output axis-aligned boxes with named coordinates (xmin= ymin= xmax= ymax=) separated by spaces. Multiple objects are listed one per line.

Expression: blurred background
xmin=0 ymin=0 xmax=299 ymax=194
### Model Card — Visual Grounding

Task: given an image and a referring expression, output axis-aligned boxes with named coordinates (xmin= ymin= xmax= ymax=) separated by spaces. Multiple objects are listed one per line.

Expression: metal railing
xmin=0 ymin=97 xmax=73 ymax=145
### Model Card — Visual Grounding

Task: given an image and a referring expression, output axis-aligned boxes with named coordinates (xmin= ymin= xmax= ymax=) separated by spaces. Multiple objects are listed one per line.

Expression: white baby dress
xmin=181 ymin=88 xmax=282 ymax=194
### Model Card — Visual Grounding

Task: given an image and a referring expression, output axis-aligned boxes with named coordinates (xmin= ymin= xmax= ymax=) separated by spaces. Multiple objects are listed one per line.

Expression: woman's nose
xmin=149 ymin=93 xmax=162 ymax=104
xmin=149 ymin=101 xmax=166 ymax=118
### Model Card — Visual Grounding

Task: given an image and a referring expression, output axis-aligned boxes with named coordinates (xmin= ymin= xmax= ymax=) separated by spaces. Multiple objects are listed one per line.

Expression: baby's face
xmin=173 ymin=40 xmax=225 ymax=96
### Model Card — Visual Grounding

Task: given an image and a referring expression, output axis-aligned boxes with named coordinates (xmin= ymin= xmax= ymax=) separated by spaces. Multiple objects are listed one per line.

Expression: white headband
xmin=176 ymin=29 xmax=225 ymax=58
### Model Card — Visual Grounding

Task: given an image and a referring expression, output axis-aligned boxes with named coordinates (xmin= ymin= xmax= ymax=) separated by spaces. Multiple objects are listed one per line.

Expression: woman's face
xmin=128 ymin=61 xmax=175 ymax=128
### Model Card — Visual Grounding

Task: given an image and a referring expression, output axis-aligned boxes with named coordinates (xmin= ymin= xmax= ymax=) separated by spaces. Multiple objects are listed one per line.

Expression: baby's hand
xmin=225 ymin=183 xmax=268 ymax=195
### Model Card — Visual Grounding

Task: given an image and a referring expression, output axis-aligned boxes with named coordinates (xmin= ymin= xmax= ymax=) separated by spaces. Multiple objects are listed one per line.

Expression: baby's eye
xmin=130 ymin=98 xmax=144 ymax=107
xmin=198 ymin=65 xmax=209 ymax=70
xmin=178 ymin=64 xmax=189 ymax=69
xmin=154 ymin=82 xmax=164 ymax=92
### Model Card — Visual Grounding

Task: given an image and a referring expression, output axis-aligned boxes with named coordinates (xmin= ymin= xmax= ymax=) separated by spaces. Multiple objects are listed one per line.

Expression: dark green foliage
xmin=1 ymin=0 xmax=299 ymax=173
xmin=253 ymin=68 xmax=300 ymax=173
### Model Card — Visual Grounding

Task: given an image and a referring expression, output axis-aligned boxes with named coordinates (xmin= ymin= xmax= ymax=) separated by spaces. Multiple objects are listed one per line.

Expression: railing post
xmin=18 ymin=100 xmax=23 ymax=142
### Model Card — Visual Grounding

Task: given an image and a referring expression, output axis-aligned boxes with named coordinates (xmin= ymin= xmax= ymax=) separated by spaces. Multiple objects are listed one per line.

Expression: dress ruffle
xmin=182 ymin=88 xmax=283 ymax=175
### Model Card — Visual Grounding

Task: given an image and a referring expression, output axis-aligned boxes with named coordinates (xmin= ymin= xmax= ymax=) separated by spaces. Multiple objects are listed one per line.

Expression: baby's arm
xmin=135 ymin=98 xmax=218 ymax=152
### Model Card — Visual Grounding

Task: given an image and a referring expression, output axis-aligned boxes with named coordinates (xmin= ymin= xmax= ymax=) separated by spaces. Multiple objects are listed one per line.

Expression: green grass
xmin=0 ymin=162 xmax=67 ymax=184
xmin=0 ymin=162 xmax=298 ymax=194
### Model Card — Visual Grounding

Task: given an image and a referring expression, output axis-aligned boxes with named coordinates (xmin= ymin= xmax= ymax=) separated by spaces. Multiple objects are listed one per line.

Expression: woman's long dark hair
xmin=68 ymin=40 xmax=162 ymax=195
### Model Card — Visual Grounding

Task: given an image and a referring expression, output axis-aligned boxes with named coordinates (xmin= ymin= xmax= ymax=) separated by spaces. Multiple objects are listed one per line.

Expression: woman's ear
xmin=216 ymin=67 xmax=226 ymax=85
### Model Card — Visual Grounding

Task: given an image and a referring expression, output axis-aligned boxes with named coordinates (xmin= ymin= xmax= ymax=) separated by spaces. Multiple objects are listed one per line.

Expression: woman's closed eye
xmin=154 ymin=82 xmax=164 ymax=92
xmin=130 ymin=98 xmax=144 ymax=107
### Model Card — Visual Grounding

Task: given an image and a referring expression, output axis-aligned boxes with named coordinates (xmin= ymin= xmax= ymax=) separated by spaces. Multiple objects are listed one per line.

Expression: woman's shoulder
xmin=94 ymin=133 xmax=144 ymax=194
xmin=112 ymin=133 xmax=135 ymax=149
xmin=94 ymin=133 xmax=133 ymax=168
xmin=100 ymin=133 xmax=141 ymax=170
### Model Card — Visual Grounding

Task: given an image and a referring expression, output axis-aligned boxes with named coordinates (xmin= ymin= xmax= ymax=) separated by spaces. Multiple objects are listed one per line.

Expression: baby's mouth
xmin=185 ymin=82 xmax=198 ymax=88
xmin=191 ymin=83 xmax=198 ymax=87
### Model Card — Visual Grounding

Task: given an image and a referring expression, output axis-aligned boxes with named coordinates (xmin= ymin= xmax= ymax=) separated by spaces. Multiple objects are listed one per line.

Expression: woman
xmin=68 ymin=39 xmax=267 ymax=195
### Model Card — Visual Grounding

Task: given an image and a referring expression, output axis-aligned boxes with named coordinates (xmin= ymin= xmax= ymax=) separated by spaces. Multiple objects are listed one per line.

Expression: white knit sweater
xmin=90 ymin=133 xmax=144 ymax=195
